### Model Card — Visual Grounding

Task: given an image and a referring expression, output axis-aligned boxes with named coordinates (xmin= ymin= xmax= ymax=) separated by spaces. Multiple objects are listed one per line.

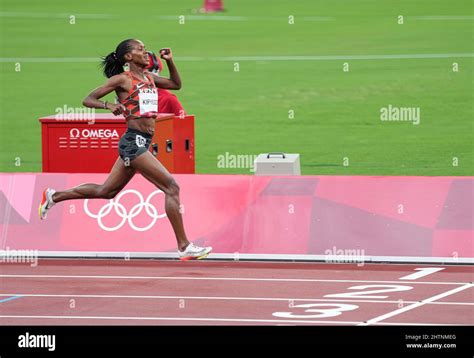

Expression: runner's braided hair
xmin=101 ymin=39 xmax=135 ymax=78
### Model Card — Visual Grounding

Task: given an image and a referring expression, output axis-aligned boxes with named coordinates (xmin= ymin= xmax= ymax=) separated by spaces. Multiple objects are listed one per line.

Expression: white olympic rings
xmin=84 ymin=189 xmax=167 ymax=232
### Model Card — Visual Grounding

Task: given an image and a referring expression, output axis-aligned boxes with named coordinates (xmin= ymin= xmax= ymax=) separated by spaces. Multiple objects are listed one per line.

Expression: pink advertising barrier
xmin=0 ymin=173 xmax=472 ymax=262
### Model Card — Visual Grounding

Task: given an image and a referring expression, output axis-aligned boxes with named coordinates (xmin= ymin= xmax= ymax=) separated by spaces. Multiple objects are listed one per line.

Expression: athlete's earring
xmin=123 ymin=62 xmax=130 ymax=72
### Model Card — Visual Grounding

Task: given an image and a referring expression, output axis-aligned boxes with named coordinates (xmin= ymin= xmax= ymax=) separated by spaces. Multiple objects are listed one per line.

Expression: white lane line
xmin=399 ymin=267 xmax=445 ymax=280
xmin=155 ymin=15 xmax=249 ymax=21
xmin=3 ymin=293 xmax=473 ymax=306
xmin=1 ymin=315 xmax=464 ymax=326
xmin=0 ymin=274 xmax=467 ymax=285
xmin=375 ymin=322 xmax=473 ymax=326
xmin=0 ymin=12 xmax=332 ymax=21
xmin=154 ymin=15 xmax=334 ymax=21
xmin=209 ymin=53 xmax=474 ymax=61
xmin=359 ymin=283 xmax=474 ymax=326
xmin=0 ymin=57 xmax=196 ymax=63
xmin=0 ymin=293 xmax=416 ymax=304
xmin=3 ymin=12 xmax=472 ymax=21
xmin=2 ymin=293 xmax=471 ymax=306
xmin=0 ymin=11 xmax=114 ymax=19
xmin=0 ymin=315 xmax=358 ymax=325
xmin=0 ymin=57 xmax=99 ymax=63
xmin=429 ymin=301 xmax=474 ymax=306
xmin=1 ymin=53 xmax=473 ymax=63
xmin=411 ymin=16 xmax=474 ymax=20
xmin=301 ymin=17 xmax=334 ymax=21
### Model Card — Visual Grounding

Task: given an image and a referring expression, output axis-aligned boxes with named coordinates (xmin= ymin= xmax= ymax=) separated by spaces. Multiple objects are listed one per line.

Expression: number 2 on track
xmin=324 ymin=285 xmax=413 ymax=299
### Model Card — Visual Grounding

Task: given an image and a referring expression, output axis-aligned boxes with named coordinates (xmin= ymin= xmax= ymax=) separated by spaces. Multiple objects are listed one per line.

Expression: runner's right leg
xmin=130 ymin=151 xmax=212 ymax=260
xmin=39 ymin=157 xmax=135 ymax=219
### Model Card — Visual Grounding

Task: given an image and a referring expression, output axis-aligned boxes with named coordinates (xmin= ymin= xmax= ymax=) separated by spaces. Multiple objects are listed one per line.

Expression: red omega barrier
xmin=39 ymin=113 xmax=195 ymax=174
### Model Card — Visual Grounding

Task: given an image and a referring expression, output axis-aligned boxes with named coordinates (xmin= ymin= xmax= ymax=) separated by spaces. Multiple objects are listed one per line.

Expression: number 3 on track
xmin=273 ymin=303 xmax=359 ymax=319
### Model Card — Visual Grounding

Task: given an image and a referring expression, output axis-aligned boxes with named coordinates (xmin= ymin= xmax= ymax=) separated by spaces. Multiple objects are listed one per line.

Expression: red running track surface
xmin=0 ymin=259 xmax=472 ymax=326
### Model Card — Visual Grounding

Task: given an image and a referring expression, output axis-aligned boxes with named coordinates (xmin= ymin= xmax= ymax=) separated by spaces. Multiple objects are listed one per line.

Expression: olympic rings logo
xmin=84 ymin=189 xmax=167 ymax=232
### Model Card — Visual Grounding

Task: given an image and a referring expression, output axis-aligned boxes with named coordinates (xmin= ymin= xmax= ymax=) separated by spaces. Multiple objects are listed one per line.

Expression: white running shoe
xmin=38 ymin=188 xmax=56 ymax=220
xmin=178 ymin=243 xmax=212 ymax=261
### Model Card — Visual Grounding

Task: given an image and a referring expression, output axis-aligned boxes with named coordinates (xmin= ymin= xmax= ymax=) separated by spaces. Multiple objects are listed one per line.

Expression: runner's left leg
xmin=52 ymin=156 xmax=136 ymax=202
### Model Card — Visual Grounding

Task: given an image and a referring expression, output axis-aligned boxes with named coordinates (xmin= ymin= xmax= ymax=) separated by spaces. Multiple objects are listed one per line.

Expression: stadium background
xmin=0 ymin=0 xmax=472 ymax=175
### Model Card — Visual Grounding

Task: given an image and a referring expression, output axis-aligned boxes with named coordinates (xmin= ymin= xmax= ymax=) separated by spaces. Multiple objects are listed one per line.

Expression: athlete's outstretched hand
xmin=107 ymin=103 xmax=126 ymax=116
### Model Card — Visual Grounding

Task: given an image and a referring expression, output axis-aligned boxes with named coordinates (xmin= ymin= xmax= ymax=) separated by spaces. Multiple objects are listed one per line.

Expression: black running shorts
xmin=118 ymin=128 xmax=152 ymax=162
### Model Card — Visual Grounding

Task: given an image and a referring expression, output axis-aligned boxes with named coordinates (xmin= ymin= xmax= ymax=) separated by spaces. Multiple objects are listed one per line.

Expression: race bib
xmin=138 ymin=88 xmax=158 ymax=114
xmin=136 ymin=134 xmax=147 ymax=148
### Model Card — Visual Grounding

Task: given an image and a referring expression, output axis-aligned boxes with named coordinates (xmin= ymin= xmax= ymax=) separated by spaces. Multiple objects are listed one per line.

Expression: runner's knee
xmin=164 ymin=179 xmax=180 ymax=197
